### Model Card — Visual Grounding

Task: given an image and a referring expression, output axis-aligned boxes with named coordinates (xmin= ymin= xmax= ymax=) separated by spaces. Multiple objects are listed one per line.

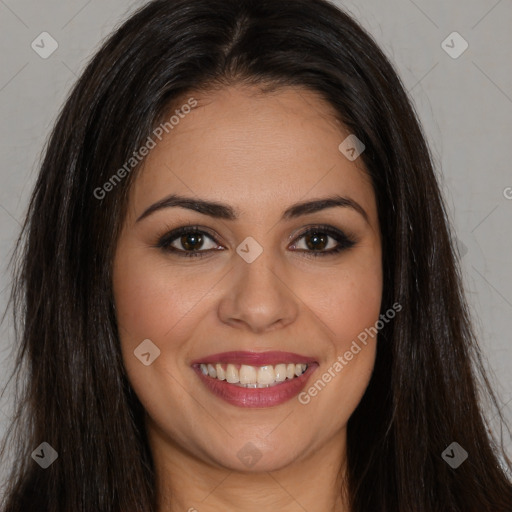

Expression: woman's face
xmin=113 ymin=85 xmax=382 ymax=473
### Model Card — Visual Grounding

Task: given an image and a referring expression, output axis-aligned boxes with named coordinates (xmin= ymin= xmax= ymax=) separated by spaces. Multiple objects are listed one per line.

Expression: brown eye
xmin=156 ymin=224 xmax=356 ymax=259
xmin=303 ymin=232 xmax=329 ymax=251
xmin=157 ymin=226 xmax=220 ymax=257
xmin=290 ymin=226 xmax=356 ymax=257
xmin=179 ymin=232 xmax=205 ymax=251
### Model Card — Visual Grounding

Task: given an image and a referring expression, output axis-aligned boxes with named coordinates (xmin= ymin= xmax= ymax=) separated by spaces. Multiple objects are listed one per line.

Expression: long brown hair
xmin=1 ymin=0 xmax=511 ymax=510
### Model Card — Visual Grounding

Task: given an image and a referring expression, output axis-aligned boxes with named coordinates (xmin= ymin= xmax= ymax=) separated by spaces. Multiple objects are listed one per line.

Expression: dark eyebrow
xmin=136 ymin=193 xmax=369 ymax=224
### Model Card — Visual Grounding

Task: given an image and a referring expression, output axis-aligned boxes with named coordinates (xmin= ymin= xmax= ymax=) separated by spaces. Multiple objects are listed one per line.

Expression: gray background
xmin=0 ymin=0 xmax=511 ymax=496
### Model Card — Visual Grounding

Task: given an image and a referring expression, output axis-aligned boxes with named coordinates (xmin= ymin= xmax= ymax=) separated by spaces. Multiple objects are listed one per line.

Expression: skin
xmin=112 ymin=84 xmax=383 ymax=512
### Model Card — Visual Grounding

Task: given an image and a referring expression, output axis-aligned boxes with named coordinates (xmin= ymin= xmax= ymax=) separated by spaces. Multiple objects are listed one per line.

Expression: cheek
xmin=306 ymin=252 xmax=383 ymax=347
xmin=334 ymin=274 xmax=382 ymax=345
xmin=112 ymin=250 xmax=206 ymax=347
xmin=111 ymin=248 xmax=192 ymax=396
xmin=112 ymin=244 xmax=231 ymax=408
xmin=112 ymin=251 xmax=199 ymax=419
xmin=295 ymin=253 xmax=382 ymax=427
xmin=298 ymin=253 xmax=382 ymax=401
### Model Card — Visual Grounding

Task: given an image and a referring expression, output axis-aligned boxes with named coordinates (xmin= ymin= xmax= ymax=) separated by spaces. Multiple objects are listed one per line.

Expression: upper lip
xmin=190 ymin=351 xmax=317 ymax=366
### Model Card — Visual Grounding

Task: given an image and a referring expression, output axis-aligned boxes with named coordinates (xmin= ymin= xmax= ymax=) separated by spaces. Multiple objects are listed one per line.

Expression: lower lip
xmin=192 ymin=364 xmax=318 ymax=408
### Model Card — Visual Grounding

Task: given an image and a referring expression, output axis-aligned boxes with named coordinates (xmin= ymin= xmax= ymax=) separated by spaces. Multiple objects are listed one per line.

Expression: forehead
xmin=126 ymin=85 xmax=376 ymax=225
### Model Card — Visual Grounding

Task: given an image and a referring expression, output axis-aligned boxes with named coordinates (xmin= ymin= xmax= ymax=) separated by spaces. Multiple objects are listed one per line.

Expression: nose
xmin=217 ymin=251 xmax=299 ymax=334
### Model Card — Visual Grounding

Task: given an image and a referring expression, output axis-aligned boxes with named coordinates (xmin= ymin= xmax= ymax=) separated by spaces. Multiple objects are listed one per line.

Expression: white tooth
xmin=200 ymin=363 xmax=208 ymax=376
xmin=207 ymin=364 xmax=217 ymax=378
xmin=226 ymin=363 xmax=239 ymax=383
xmin=239 ymin=364 xmax=257 ymax=384
xmin=286 ymin=363 xmax=295 ymax=379
xmin=301 ymin=363 xmax=307 ymax=372
xmin=294 ymin=364 xmax=303 ymax=377
xmin=274 ymin=364 xmax=287 ymax=382
xmin=216 ymin=363 xmax=226 ymax=380
xmin=257 ymin=365 xmax=275 ymax=385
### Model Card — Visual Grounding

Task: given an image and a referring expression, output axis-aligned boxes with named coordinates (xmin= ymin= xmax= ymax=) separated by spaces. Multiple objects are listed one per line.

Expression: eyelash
xmin=155 ymin=224 xmax=357 ymax=259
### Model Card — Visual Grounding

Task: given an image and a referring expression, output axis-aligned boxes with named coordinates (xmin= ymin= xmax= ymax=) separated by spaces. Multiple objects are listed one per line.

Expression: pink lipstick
xmin=191 ymin=351 xmax=318 ymax=408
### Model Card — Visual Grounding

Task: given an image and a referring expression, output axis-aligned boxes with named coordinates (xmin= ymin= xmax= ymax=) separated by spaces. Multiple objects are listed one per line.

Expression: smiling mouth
xmin=195 ymin=362 xmax=308 ymax=388
xmin=190 ymin=350 xmax=318 ymax=407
